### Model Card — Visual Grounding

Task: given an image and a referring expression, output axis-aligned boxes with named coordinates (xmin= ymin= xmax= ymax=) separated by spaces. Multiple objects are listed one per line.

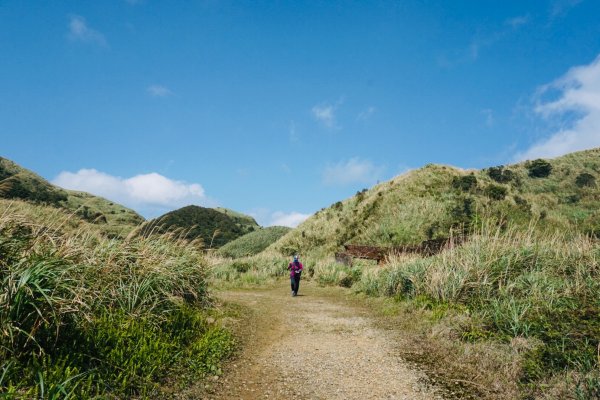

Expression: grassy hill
xmin=0 ymin=157 xmax=144 ymax=237
xmin=218 ymin=226 xmax=291 ymax=258
xmin=271 ymin=148 xmax=600 ymax=257
xmin=214 ymin=207 xmax=260 ymax=234
xmin=138 ymin=205 xmax=255 ymax=248
xmin=216 ymin=148 xmax=600 ymax=398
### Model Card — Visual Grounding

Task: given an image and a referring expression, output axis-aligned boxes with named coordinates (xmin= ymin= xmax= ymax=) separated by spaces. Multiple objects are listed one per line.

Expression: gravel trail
xmin=207 ymin=282 xmax=447 ymax=400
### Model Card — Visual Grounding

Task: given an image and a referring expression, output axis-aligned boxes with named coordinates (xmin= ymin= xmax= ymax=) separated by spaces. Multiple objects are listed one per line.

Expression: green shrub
xmin=485 ymin=184 xmax=507 ymax=200
xmin=487 ymin=166 xmax=515 ymax=183
xmin=452 ymin=174 xmax=478 ymax=191
xmin=575 ymin=172 xmax=596 ymax=188
xmin=527 ymin=159 xmax=553 ymax=178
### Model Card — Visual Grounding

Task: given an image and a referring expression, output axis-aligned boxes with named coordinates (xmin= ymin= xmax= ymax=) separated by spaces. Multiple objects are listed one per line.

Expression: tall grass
xmin=0 ymin=202 xmax=232 ymax=398
xmin=349 ymin=222 xmax=600 ymax=398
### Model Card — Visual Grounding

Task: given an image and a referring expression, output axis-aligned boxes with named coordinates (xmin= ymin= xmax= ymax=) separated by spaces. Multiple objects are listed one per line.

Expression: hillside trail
xmin=205 ymin=281 xmax=448 ymax=400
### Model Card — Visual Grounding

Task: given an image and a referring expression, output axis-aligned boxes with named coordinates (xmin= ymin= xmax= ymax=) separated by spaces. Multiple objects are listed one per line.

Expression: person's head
xmin=293 ymin=255 xmax=299 ymax=262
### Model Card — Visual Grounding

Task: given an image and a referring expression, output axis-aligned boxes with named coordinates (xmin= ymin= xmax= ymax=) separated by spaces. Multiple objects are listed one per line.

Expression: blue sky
xmin=2 ymin=1 xmax=600 ymax=226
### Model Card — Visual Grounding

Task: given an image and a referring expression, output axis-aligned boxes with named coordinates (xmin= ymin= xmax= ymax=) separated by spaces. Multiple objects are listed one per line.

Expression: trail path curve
xmin=207 ymin=282 xmax=447 ymax=400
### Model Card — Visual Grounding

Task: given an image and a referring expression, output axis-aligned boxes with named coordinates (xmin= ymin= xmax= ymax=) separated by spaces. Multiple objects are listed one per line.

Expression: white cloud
xmin=322 ymin=157 xmax=385 ymax=186
xmin=68 ymin=15 xmax=107 ymax=47
xmin=248 ymin=208 xmax=311 ymax=228
xmin=269 ymin=211 xmax=311 ymax=228
xmin=147 ymin=85 xmax=173 ymax=97
xmin=52 ymin=169 xmax=206 ymax=214
xmin=516 ymin=54 xmax=600 ymax=160
xmin=505 ymin=15 xmax=529 ymax=28
xmin=357 ymin=106 xmax=376 ymax=121
xmin=312 ymin=103 xmax=338 ymax=129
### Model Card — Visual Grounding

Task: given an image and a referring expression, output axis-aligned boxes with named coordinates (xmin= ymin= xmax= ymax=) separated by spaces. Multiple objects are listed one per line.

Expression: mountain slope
xmin=214 ymin=207 xmax=260 ymax=234
xmin=0 ymin=157 xmax=144 ymax=237
xmin=271 ymin=148 xmax=600 ymax=257
xmin=138 ymin=205 xmax=254 ymax=248
xmin=218 ymin=226 xmax=291 ymax=258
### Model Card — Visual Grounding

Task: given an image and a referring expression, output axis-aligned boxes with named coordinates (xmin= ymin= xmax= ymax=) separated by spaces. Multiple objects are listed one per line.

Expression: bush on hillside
xmin=527 ymin=159 xmax=553 ymax=178
xmin=485 ymin=184 xmax=507 ymax=200
xmin=451 ymin=174 xmax=478 ymax=192
xmin=355 ymin=188 xmax=368 ymax=202
xmin=487 ymin=165 xmax=515 ymax=183
xmin=575 ymin=172 xmax=596 ymax=188
xmin=450 ymin=197 xmax=475 ymax=230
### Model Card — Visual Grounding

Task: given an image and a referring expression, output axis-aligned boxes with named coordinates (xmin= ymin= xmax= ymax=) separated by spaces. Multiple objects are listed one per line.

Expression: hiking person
xmin=288 ymin=255 xmax=303 ymax=296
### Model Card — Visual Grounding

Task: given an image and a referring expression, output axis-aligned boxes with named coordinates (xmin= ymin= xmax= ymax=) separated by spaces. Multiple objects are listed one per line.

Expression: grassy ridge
xmin=218 ymin=226 xmax=291 ymax=259
xmin=0 ymin=157 xmax=144 ymax=238
xmin=272 ymin=148 xmax=600 ymax=257
xmin=0 ymin=201 xmax=233 ymax=398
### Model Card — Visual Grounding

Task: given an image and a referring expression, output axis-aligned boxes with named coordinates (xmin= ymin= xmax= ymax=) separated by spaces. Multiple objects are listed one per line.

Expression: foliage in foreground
xmin=0 ymin=205 xmax=233 ymax=399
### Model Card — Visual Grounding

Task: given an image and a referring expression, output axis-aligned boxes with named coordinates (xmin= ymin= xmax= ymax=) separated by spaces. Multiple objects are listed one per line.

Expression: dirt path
xmin=206 ymin=281 xmax=447 ymax=400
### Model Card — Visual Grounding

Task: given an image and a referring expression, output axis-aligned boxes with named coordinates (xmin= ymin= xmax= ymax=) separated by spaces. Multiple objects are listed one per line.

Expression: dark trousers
xmin=290 ymin=273 xmax=301 ymax=294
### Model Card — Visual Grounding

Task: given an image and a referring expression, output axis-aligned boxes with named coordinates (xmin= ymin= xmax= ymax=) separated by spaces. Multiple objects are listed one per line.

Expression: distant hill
xmin=138 ymin=205 xmax=257 ymax=248
xmin=218 ymin=226 xmax=291 ymax=258
xmin=0 ymin=157 xmax=144 ymax=237
xmin=270 ymin=148 xmax=600 ymax=257
xmin=214 ymin=207 xmax=260 ymax=234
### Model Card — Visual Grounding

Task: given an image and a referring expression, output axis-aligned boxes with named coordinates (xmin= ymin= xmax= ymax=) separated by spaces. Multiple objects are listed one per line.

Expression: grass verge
xmin=0 ymin=202 xmax=233 ymax=399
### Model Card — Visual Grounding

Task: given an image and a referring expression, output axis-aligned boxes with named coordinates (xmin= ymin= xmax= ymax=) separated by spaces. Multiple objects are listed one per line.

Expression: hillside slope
xmin=139 ymin=205 xmax=255 ymax=248
xmin=0 ymin=157 xmax=144 ymax=237
xmin=214 ymin=207 xmax=260 ymax=234
xmin=271 ymin=148 xmax=600 ymax=257
xmin=218 ymin=226 xmax=291 ymax=258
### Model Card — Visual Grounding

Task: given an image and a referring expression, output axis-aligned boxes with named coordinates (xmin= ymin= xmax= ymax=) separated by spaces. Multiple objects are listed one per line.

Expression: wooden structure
xmin=337 ymin=236 xmax=465 ymax=265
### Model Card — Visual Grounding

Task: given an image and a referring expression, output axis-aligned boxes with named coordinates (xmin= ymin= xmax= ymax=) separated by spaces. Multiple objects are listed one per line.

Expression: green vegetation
xmin=215 ymin=148 xmax=600 ymax=398
xmin=487 ymin=165 xmax=515 ymax=183
xmin=138 ymin=205 xmax=254 ymax=248
xmin=0 ymin=157 xmax=144 ymax=238
xmin=0 ymin=201 xmax=233 ymax=399
xmin=526 ymin=158 xmax=553 ymax=178
xmin=218 ymin=226 xmax=291 ymax=258
xmin=270 ymin=148 xmax=600 ymax=257
xmin=214 ymin=207 xmax=260 ymax=234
